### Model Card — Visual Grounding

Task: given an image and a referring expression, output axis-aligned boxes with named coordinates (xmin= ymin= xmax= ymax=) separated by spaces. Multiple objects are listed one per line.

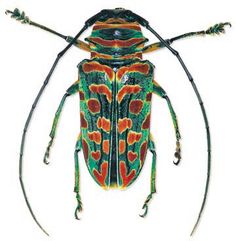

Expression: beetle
xmin=6 ymin=7 xmax=231 ymax=236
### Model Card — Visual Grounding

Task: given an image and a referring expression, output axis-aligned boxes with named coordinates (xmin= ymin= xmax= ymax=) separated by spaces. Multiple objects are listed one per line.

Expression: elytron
xmin=6 ymin=7 xmax=231 ymax=236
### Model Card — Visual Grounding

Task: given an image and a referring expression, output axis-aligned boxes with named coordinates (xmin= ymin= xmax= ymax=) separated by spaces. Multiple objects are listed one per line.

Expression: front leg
xmin=153 ymin=80 xmax=181 ymax=165
xmin=5 ymin=8 xmax=91 ymax=52
xmin=142 ymin=22 xmax=231 ymax=53
xmin=43 ymin=80 xmax=80 ymax=164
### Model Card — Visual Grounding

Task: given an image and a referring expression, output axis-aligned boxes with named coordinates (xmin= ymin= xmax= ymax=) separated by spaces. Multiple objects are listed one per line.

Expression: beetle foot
xmin=5 ymin=8 xmax=31 ymax=24
xmin=43 ymin=139 xmax=53 ymax=165
xmin=139 ymin=193 xmax=153 ymax=218
xmin=74 ymin=194 xmax=83 ymax=220
xmin=206 ymin=22 xmax=231 ymax=35
xmin=139 ymin=204 xmax=148 ymax=218
xmin=173 ymin=141 xmax=181 ymax=165
xmin=75 ymin=206 xmax=82 ymax=220
xmin=43 ymin=152 xmax=50 ymax=165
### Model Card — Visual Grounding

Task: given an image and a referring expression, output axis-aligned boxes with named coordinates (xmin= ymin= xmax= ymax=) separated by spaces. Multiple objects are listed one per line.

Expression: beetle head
xmin=85 ymin=8 xmax=149 ymax=27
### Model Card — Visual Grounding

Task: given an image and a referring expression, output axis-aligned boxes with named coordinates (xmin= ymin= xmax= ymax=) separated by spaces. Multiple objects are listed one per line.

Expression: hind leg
xmin=74 ymin=133 xmax=83 ymax=219
xmin=140 ymin=135 xmax=157 ymax=217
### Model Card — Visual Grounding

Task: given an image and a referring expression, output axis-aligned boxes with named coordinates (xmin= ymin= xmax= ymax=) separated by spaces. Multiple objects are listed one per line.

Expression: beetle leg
xmin=43 ymin=80 xmax=80 ymax=164
xmin=74 ymin=134 xmax=83 ymax=220
xmin=43 ymin=93 xmax=70 ymax=164
xmin=145 ymin=23 xmax=215 ymax=235
xmin=15 ymin=11 xmax=102 ymax=235
xmin=139 ymin=136 xmax=157 ymax=218
xmin=142 ymin=22 xmax=231 ymax=53
xmin=153 ymin=80 xmax=181 ymax=165
xmin=6 ymin=8 xmax=91 ymax=52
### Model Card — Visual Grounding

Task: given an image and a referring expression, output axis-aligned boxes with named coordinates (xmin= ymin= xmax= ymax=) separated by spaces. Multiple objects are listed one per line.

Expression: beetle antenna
xmin=145 ymin=24 xmax=211 ymax=236
xmin=19 ymin=176 xmax=49 ymax=236
xmin=17 ymin=15 xmax=97 ymax=235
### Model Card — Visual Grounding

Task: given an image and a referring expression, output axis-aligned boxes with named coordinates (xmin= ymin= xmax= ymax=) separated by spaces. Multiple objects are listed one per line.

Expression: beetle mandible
xmin=6 ymin=7 xmax=231 ymax=236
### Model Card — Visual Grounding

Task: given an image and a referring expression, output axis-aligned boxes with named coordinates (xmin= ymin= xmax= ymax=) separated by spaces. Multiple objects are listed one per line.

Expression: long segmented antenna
xmin=18 ymin=26 xmax=87 ymax=235
xmin=144 ymin=23 xmax=230 ymax=236
xmin=129 ymin=9 xmax=215 ymax=233
xmin=146 ymin=25 xmax=211 ymax=236
xmin=6 ymin=7 xmax=99 ymax=235
xmin=7 ymin=7 xmax=230 ymax=236
xmin=126 ymin=10 xmax=230 ymax=235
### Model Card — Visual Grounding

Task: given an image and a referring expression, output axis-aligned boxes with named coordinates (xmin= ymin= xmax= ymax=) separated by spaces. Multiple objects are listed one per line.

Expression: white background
xmin=1 ymin=0 xmax=235 ymax=241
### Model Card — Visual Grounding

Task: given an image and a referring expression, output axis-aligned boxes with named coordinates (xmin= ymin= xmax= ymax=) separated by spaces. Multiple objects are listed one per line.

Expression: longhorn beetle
xmin=6 ymin=7 xmax=231 ymax=237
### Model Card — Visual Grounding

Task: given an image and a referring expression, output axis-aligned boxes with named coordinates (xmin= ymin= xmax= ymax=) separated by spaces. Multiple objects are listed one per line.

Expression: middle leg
xmin=43 ymin=80 xmax=80 ymax=164
xmin=153 ymin=80 xmax=181 ymax=165
xmin=74 ymin=133 xmax=83 ymax=220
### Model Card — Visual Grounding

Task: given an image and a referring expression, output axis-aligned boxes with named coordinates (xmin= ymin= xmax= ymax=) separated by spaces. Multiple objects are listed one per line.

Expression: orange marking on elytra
xmin=97 ymin=117 xmax=111 ymax=132
xmin=80 ymin=112 xmax=88 ymax=128
xmin=119 ymin=140 xmax=126 ymax=154
xmin=118 ymin=118 xmax=132 ymax=134
xmin=142 ymin=114 xmax=151 ymax=129
xmin=102 ymin=140 xmax=110 ymax=155
xmin=127 ymin=131 xmax=142 ymax=145
xmin=83 ymin=62 xmax=114 ymax=80
xmin=140 ymin=141 xmax=148 ymax=166
xmin=129 ymin=100 xmax=143 ymax=114
xmin=89 ymin=84 xmax=112 ymax=102
xmin=117 ymin=85 xmax=141 ymax=103
xmin=82 ymin=139 xmax=89 ymax=163
xmin=79 ymin=91 xmax=85 ymax=100
xmin=93 ymin=162 xmax=108 ymax=187
xmin=120 ymin=161 xmax=136 ymax=187
xmin=128 ymin=151 xmax=138 ymax=163
xmin=87 ymin=98 xmax=101 ymax=113
xmin=146 ymin=92 xmax=152 ymax=101
xmin=88 ymin=131 xmax=101 ymax=144
xmin=117 ymin=63 xmax=150 ymax=80
xmin=91 ymin=151 xmax=101 ymax=161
